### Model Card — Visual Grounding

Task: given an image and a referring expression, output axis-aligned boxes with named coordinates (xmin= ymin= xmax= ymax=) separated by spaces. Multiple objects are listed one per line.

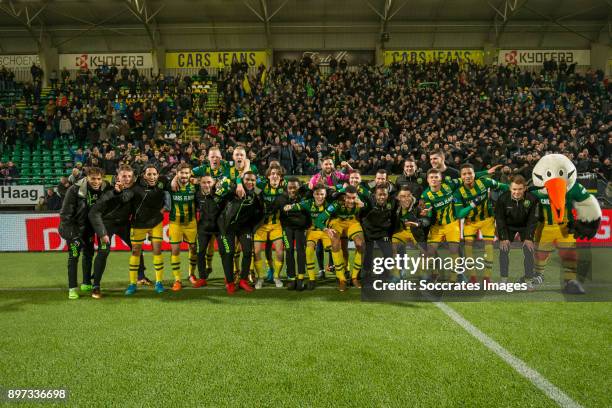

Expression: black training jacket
xmin=494 ymin=191 xmax=539 ymax=241
xmin=59 ymin=178 xmax=110 ymax=241
xmin=88 ymin=187 xmax=134 ymax=238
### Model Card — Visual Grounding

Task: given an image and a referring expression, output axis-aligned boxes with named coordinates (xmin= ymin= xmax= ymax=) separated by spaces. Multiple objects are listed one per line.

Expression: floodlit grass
xmin=0 ymin=252 xmax=609 ymax=407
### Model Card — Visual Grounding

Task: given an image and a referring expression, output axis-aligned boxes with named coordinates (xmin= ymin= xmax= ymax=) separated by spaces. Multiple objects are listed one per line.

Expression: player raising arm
xmin=453 ymin=163 xmax=508 ymax=284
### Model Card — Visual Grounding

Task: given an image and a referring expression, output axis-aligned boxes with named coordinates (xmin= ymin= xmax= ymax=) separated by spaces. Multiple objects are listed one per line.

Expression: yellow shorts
xmin=393 ymin=228 xmax=416 ymax=244
xmin=428 ymin=221 xmax=461 ymax=243
xmin=168 ymin=220 xmax=197 ymax=244
xmin=535 ymin=223 xmax=575 ymax=250
xmin=306 ymin=229 xmax=332 ymax=249
xmin=463 ymin=217 xmax=496 ymax=240
xmin=130 ymin=222 xmax=164 ymax=244
xmin=329 ymin=218 xmax=363 ymax=240
xmin=254 ymin=222 xmax=283 ymax=242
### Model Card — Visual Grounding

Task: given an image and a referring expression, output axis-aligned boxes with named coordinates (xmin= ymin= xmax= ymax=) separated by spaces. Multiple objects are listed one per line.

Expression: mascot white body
xmin=531 ymin=154 xmax=602 ymax=294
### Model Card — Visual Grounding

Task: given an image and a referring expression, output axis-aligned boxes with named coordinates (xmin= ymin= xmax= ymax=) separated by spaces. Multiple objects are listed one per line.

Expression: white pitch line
xmin=435 ymin=302 xmax=583 ymax=408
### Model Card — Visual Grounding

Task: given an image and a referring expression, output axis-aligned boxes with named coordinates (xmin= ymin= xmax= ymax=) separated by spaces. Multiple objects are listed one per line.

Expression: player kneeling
xmin=315 ymin=186 xmax=365 ymax=291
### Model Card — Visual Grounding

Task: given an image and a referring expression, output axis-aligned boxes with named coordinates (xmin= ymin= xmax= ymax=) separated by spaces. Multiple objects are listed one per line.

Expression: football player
xmin=315 ymin=185 xmax=365 ymax=291
xmin=126 ymin=164 xmax=167 ymax=295
xmin=454 ymin=163 xmax=508 ymax=283
xmin=59 ymin=167 xmax=109 ymax=299
xmin=168 ymin=163 xmax=200 ymax=291
xmin=253 ymin=164 xmax=288 ymax=288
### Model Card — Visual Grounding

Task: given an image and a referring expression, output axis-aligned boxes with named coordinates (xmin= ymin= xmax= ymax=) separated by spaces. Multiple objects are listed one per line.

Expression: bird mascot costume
xmin=530 ymin=154 xmax=602 ymax=294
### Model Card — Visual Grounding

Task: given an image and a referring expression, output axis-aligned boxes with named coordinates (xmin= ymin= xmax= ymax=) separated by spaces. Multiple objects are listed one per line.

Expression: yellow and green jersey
xmin=257 ymin=179 xmax=286 ymax=224
xmin=454 ymin=178 xmax=508 ymax=222
xmin=288 ymin=198 xmax=328 ymax=231
xmin=421 ymin=179 xmax=461 ymax=226
xmin=192 ymin=160 xmax=229 ymax=181
xmin=224 ymin=162 xmax=258 ymax=181
xmin=169 ymin=183 xmax=197 ymax=223
xmin=531 ymin=182 xmax=591 ymax=225
xmin=315 ymin=200 xmax=360 ymax=230
xmin=338 ymin=183 xmax=370 ymax=202
xmin=398 ymin=206 xmax=418 ymax=231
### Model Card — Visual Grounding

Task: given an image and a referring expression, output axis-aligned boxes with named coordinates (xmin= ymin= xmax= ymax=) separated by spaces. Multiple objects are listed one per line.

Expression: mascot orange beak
xmin=544 ymin=177 xmax=566 ymax=224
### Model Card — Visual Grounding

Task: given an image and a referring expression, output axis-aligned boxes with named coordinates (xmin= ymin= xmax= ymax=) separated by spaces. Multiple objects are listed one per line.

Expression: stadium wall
xmin=1 ymin=210 xmax=610 ymax=252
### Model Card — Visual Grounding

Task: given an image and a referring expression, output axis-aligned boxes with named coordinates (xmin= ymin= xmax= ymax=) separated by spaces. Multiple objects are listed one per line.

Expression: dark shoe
xmin=138 ymin=277 xmax=153 ymax=286
xmin=563 ymin=279 xmax=585 ymax=295
xmin=296 ymin=279 xmax=305 ymax=291
xmin=91 ymin=287 xmax=102 ymax=299
xmin=287 ymin=280 xmax=296 ymax=290
xmin=307 ymin=280 xmax=316 ymax=290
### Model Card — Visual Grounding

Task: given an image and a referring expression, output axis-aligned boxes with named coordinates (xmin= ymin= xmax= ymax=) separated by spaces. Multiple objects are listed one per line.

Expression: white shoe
xmin=255 ymin=279 xmax=264 ymax=289
xmin=274 ymin=278 xmax=283 ymax=288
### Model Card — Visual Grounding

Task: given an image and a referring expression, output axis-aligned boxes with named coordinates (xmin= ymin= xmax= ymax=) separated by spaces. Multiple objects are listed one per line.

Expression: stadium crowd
xmin=0 ymin=58 xmax=606 ymax=299
xmin=0 ymin=58 xmax=610 ymax=190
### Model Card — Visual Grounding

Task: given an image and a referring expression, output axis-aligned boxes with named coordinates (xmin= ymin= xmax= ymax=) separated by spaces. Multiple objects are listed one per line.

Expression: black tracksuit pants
xmin=283 ymin=227 xmax=306 ymax=279
xmin=499 ymin=227 xmax=535 ymax=278
xmin=92 ymin=223 xmax=145 ymax=288
xmin=219 ymin=228 xmax=253 ymax=283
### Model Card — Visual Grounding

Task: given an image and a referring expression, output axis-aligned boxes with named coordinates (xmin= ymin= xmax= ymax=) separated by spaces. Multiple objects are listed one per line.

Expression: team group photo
xmin=0 ymin=0 xmax=610 ymax=407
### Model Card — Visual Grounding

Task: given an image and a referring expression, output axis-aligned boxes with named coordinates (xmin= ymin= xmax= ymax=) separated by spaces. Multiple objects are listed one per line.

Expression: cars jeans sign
xmin=384 ymin=50 xmax=484 ymax=65
xmin=166 ymin=51 xmax=268 ymax=68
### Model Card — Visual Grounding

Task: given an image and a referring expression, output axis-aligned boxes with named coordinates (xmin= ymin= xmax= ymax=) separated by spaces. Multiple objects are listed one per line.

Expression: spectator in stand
xmin=42 ymin=124 xmax=57 ymax=150
xmin=59 ymin=115 xmax=72 ymax=137
xmin=68 ymin=147 xmax=88 ymax=165
xmin=61 ymin=67 xmax=70 ymax=84
xmin=56 ymin=176 xmax=71 ymax=200
xmin=44 ymin=188 xmax=62 ymax=210
xmin=68 ymin=165 xmax=84 ymax=184
xmin=49 ymin=69 xmax=58 ymax=88
xmin=3 ymin=161 xmax=19 ymax=185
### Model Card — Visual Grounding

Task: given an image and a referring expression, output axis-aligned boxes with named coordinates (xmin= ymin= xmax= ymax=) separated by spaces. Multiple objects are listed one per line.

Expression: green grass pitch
xmin=0 ymin=251 xmax=610 ymax=407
